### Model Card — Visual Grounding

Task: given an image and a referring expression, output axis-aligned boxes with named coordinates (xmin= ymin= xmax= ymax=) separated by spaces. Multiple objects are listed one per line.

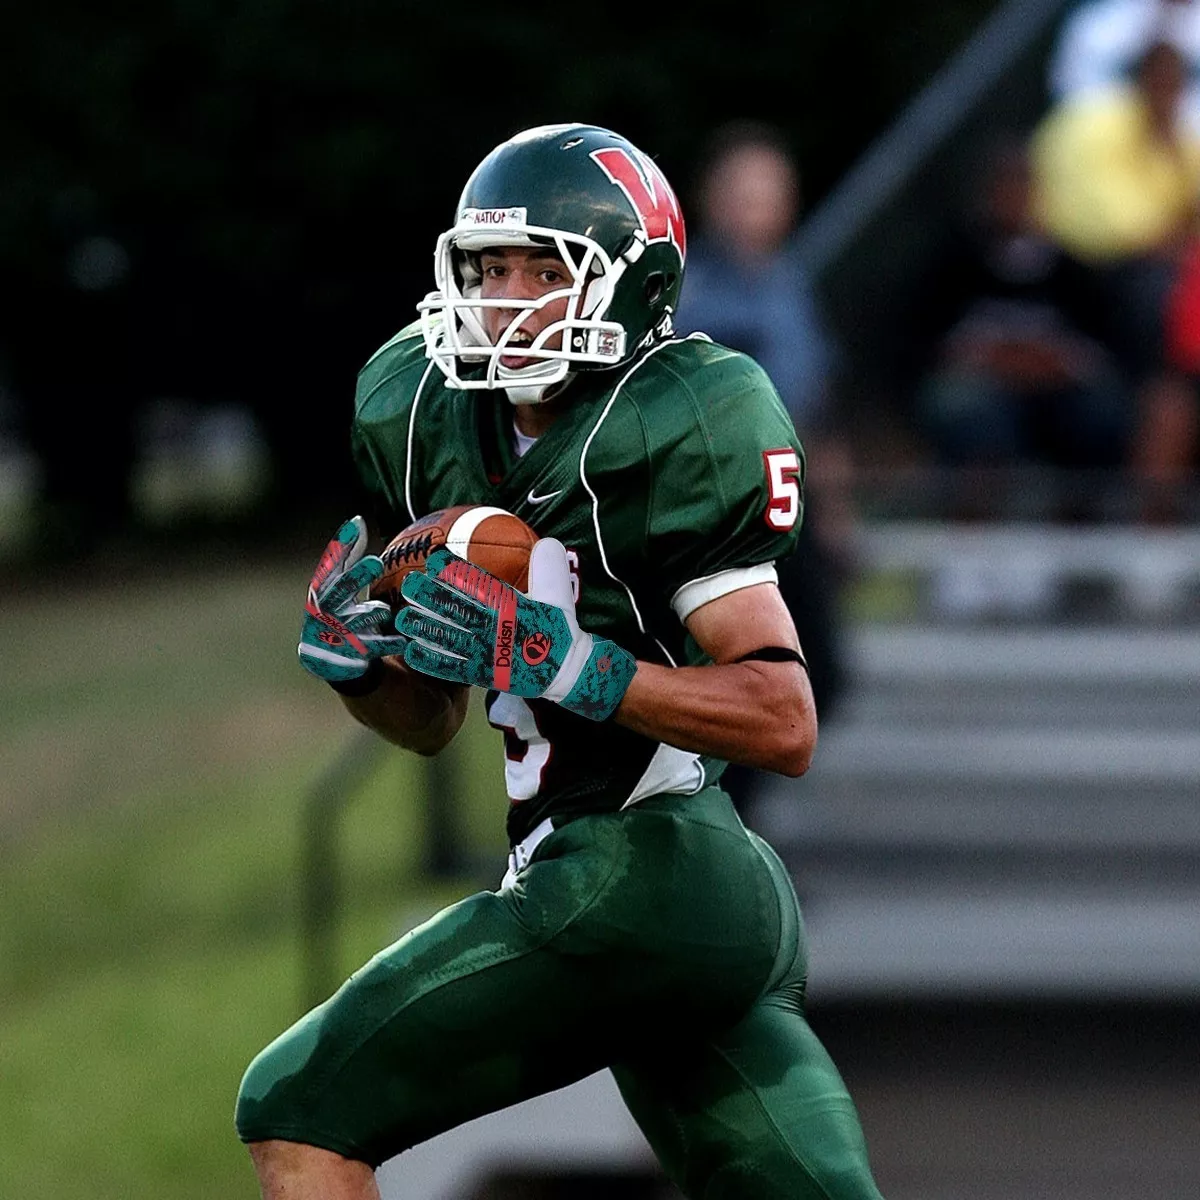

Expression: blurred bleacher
xmin=755 ymin=500 xmax=1200 ymax=1003
xmin=769 ymin=0 xmax=1200 ymax=1004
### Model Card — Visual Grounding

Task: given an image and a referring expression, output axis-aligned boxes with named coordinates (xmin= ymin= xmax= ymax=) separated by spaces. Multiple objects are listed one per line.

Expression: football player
xmin=237 ymin=124 xmax=885 ymax=1200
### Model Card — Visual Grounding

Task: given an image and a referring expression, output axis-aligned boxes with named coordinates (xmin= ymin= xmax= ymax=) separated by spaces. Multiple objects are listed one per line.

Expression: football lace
xmin=382 ymin=531 xmax=435 ymax=567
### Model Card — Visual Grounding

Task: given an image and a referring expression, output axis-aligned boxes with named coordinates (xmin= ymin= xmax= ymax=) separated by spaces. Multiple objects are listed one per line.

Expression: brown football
xmin=370 ymin=504 xmax=539 ymax=610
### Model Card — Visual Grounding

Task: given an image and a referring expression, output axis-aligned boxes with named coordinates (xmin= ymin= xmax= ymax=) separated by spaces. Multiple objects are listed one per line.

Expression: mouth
xmin=498 ymin=328 xmax=536 ymax=369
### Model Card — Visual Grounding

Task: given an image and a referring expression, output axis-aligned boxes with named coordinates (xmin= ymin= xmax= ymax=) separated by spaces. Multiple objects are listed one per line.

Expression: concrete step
xmin=764 ymin=622 xmax=1200 ymax=854
xmin=845 ymin=680 xmax=1200 ymax=732
xmin=845 ymin=624 xmax=1200 ymax=683
xmin=755 ymin=619 xmax=1200 ymax=998
xmin=812 ymin=725 xmax=1200 ymax=785
xmin=756 ymin=776 xmax=1200 ymax=857
xmin=856 ymin=522 xmax=1200 ymax=623
xmin=796 ymin=881 xmax=1200 ymax=1002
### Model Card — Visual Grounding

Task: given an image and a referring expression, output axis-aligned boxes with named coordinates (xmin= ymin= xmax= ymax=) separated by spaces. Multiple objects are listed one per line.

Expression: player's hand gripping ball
xmin=396 ymin=540 xmax=637 ymax=721
xmin=297 ymin=517 xmax=408 ymax=684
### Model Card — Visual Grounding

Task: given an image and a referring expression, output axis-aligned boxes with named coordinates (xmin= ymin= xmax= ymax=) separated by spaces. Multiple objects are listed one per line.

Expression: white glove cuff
xmin=542 ymin=630 xmax=595 ymax=704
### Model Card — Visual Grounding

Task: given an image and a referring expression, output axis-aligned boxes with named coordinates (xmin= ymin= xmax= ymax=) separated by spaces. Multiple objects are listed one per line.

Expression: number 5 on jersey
xmin=763 ymin=448 xmax=802 ymax=530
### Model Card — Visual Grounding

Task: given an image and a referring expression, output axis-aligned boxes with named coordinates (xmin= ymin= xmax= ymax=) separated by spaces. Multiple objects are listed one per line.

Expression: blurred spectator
xmin=1035 ymin=41 xmax=1200 ymax=262
xmin=914 ymin=140 xmax=1129 ymax=485
xmin=1050 ymin=0 xmax=1200 ymax=135
xmin=1033 ymin=40 xmax=1200 ymax=516
xmin=680 ymin=123 xmax=838 ymax=436
xmin=909 ymin=140 xmax=1134 ymax=616
xmin=675 ymin=121 xmax=850 ymax=814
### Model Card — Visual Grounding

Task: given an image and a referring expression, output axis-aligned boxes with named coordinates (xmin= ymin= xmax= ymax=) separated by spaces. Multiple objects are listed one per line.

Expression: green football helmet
xmin=418 ymin=123 xmax=687 ymax=403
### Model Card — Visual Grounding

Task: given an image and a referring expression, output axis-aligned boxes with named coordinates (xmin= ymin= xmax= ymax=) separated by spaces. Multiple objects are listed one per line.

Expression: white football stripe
xmin=446 ymin=506 xmax=511 ymax=557
xmin=578 ymin=336 xmax=699 ymax=667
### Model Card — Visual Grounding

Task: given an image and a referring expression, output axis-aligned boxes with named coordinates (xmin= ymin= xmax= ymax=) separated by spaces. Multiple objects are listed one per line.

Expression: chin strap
xmin=505 ymin=374 xmax=575 ymax=406
xmin=505 ymin=384 xmax=552 ymax=405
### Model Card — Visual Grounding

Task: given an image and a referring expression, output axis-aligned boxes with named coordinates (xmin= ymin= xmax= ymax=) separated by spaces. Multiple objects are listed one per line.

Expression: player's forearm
xmin=337 ymin=657 xmax=469 ymax=756
xmin=614 ymin=661 xmax=816 ymax=777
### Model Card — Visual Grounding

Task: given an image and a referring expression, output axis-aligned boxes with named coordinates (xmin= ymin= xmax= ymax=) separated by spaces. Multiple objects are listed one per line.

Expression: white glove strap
xmin=541 ymin=630 xmax=595 ymax=704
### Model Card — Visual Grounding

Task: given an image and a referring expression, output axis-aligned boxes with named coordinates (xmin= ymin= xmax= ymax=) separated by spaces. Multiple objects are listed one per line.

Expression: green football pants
xmin=236 ymin=788 xmax=883 ymax=1199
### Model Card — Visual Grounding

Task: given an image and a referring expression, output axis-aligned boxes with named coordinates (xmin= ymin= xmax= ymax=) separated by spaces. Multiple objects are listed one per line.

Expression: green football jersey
xmin=352 ymin=324 xmax=805 ymax=844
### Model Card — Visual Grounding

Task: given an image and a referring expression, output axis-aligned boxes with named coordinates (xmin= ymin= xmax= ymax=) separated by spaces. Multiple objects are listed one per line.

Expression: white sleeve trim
xmin=670 ymin=563 xmax=779 ymax=623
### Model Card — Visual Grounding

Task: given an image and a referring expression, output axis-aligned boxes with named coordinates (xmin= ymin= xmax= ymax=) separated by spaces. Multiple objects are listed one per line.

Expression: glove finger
xmin=402 ymin=638 xmax=475 ymax=686
xmin=395 ymin=606 xmax=479 ymax=655
xmin=423 ymin=546 xmax=458 ymax=576
xmin=310 ymin=516 xmax=368 ymax=605
xmin=341 ymin=600 xmax=398 ymax=633
xmin=358 ymin=632 xmax=409 ymax=658
xmin=400 ymin=572 xmax=491 ymax=633
xmin=322 ymin=555 xmax=385 ymax=613
xmin=527 ymin=537 xmax=577 ymax=612
xmin=422 ymin=547 xmax=519 ymax=614
xmin=298 ymin=639 xmax=370 ymax=683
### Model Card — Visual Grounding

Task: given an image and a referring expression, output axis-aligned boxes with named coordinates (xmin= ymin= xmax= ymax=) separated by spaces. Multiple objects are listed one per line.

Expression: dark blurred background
xmin=0 ymin=0 xmax=995 ymax=551
xmin=3 ymin=3 xmax=1199 ymax=1199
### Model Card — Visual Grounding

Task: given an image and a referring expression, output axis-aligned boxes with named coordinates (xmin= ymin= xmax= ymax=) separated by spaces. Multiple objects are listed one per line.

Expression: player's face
xmin=478 ymin=247 xmax=573 ymax=369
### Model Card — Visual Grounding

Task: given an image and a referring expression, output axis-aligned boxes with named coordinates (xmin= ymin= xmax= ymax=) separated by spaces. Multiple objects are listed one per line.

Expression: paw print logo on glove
xmin=522 ymin=632 xmax=551 ymax=665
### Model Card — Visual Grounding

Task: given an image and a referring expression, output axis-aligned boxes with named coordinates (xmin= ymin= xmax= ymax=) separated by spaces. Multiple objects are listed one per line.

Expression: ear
xmin=526 ymin=538 xmax=576 ymax=610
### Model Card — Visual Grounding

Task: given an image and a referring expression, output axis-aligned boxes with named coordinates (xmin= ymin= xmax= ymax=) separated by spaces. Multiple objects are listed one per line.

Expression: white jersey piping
xmin=404 ymin=360 xmax=438 ymax=524
xmin=578 ymin=337 xmax=694 ymax=668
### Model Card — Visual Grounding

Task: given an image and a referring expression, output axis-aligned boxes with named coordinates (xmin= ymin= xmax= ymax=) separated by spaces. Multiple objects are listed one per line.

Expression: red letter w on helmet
xmin=591 ymin=147 xmax=687 ymax=260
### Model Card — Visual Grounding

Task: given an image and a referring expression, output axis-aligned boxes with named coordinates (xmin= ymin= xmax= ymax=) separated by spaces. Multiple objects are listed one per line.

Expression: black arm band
xmin=735 ymin=646 xmax=809 ymax=672
xmin=328 ymin=658 xmax=385 ymax=697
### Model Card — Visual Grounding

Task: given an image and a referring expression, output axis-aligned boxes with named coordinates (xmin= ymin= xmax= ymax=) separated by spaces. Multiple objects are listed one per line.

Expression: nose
xmin=494 ymin=269 xmax=537 ymax=305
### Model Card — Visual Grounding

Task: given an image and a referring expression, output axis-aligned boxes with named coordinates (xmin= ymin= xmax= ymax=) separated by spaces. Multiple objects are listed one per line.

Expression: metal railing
xmin=796 ymin=0 xmax=1074 ymax=278
xmin=300 ymin=728 xmax=467 ymax=1010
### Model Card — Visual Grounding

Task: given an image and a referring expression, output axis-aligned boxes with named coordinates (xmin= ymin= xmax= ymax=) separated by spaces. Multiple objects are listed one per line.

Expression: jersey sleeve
xmin=642 ymin=347 xmax=805 ymax=620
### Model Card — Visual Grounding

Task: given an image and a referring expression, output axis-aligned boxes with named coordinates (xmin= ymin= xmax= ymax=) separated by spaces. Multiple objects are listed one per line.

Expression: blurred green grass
xmin=0 ymin=557 xmax=509 ymax=1198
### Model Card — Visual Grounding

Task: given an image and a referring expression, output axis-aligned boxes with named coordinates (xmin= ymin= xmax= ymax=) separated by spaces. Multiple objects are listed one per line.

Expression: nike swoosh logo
xmin=527 ymin=488 xmax=563 ymax=505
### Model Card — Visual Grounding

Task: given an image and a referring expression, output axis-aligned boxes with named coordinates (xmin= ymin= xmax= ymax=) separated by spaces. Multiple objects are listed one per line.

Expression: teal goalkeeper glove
xmin=396 ymin=540 xmax=637 ymax=721
xmin=298 ymin=517 xmax=408 ymax=685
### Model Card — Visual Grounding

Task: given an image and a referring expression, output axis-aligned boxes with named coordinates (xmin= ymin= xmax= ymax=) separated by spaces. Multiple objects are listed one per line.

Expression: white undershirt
xmin=512 ymin=419 xmax=537 ymax=459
